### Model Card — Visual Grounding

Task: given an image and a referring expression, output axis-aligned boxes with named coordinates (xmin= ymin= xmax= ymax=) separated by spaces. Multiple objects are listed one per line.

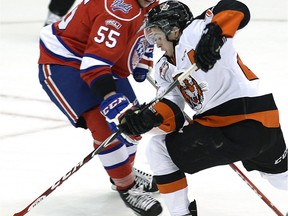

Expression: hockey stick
xmin=13 ymin=130 xmax=121 ymax=216
xmin=229 ymin=163 xmax=284 ymax=216
xmin=146 ymin=74 xmax=284 ymax=216
xmin=14 ymin=64 xmax=198 ymax=216
xmin=148 ymin=64 xmax=198 ymax=104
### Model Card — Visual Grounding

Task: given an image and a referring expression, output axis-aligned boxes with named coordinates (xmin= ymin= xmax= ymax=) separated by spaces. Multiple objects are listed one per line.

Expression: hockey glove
xmin=133 ymin=66 xmax=148 ymax=82
xmin=194 ymin=23 xmax=226 ymax=72
xmin=118 ymin=105 xmax=163 ymax=136
xmin=100 ymin=93 xmax=141 ymax=145
xmin=132 ymin=45 xmax=154 ymax=82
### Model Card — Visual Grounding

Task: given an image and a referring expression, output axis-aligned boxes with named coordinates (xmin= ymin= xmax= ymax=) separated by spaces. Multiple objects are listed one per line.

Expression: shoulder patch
xmin=159 ymin=58 xmax=170 ymax=80
xmin=105 ymin=19 xmax=122 ymax=29
xmin=204 ymin=8 xmax=214 ymax=23
xmin=206 ymin=9 xmax=213 ymax=17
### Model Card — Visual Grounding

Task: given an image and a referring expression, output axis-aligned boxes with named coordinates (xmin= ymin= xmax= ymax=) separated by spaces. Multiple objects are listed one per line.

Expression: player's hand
xmin=118 ymin=105 xmax=162 ymax=136
xmin=100 ymin=93 xmax=141 ymax=145
xmin=194 ymin=23 xmax=226 ymax=72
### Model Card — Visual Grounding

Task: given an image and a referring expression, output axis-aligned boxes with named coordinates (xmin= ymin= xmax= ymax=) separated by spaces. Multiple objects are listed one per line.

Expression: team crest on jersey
xmin=111 ymin=0 xmax=132 ymax=14
xmin=178 ymin=76 xmax=208 ymax=110
xmin=128 ymin=35 xmax=149 ymax=72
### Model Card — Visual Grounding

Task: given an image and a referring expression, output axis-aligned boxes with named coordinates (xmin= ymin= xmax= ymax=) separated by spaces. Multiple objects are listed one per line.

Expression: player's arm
xmin=194 ymin=0 xmax=250 ymax=72
xmin=79 ymin=14 xmax=137 ymax=144
xmin=118 ymin=98 xmax=185 ymax=136
xmin=212 ymin=0 xmax=250 ymax=38
xmin=80 ymin=16 xmax=129 ymax=98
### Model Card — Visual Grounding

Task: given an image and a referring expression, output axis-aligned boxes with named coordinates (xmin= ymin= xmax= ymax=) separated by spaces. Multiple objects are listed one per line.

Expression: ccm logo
xmin=275 ymin=148 xmax=288 ymax=164
xmin=102 ymin=97 xmax=126 ymax=115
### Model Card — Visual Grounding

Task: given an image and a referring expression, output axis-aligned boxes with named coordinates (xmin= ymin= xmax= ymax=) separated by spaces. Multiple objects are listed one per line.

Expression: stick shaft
xmin=13 ymin=131 xmax=121 ymax=216
xmin=229 ymin=163 xmax=284 ymax=216
xmin=148 ymin=64 xmax=197 ymax=104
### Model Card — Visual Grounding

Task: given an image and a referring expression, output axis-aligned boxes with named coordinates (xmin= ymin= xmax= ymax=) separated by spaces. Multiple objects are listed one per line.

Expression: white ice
xmin=0 ymin=0 xmax=287 ymax=215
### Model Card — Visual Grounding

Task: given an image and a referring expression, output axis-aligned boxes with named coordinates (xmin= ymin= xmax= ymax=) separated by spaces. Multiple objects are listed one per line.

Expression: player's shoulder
xmin=104 ymin=0 xmax=143 ymax=21
xmin=155 ymin=55 xmax=176 ymax=83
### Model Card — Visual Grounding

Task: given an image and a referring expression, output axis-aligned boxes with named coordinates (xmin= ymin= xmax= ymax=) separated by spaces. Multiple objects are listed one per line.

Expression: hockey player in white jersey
xmin=117 ymin=0 xmax=288 ymax=215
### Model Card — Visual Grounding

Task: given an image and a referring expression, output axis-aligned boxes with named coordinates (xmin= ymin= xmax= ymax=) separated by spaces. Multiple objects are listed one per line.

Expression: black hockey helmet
xmin=145 ymin=0 xmax=193 ymax=37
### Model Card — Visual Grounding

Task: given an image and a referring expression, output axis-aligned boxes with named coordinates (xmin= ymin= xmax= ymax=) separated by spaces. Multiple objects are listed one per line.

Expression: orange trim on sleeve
xmin=237 ymin=55 xmax=258 ymax=81
xmin=187 ymin=49 xmax=195 ymax=64
xmin=212 ymin=10 xmax=244 ymax=37
xmin=157 ymin=177 xmax=188 ymax=194
xmin=193 ymin=110 xmax=280 ymax=128
xmin=154 ymin=102 xmax=177 ymax=132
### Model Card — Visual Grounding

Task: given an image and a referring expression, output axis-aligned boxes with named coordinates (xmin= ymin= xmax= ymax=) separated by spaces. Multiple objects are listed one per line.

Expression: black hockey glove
xmin=118 ymin=105 xmax=163 ymax=136
xmin=194 ymin=23 xmax=226 ymax=72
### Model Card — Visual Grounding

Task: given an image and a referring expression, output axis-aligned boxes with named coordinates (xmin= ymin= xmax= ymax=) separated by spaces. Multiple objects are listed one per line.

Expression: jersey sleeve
xmin=211 ymin=0 xmax=250 ymax=37
xmin=152 ymin=98 xmax=185 ymax=133
xmin=152 ymin=56 xmax=186 ymax=133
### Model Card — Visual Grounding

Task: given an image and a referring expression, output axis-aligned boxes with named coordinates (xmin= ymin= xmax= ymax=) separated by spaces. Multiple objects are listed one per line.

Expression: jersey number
xmin=58 ymin=1 xmax=120 ymax=49
xmin=94 ymin=26 xmax=120 ymax=48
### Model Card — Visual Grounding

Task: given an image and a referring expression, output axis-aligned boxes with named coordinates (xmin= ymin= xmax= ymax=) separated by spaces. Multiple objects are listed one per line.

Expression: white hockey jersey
xmin=152 ymin=3 xmax=280 ymax=130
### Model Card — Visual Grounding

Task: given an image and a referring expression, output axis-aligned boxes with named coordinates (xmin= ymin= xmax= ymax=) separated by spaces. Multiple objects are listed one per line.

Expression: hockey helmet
xmin=145 ymin=0 xmax=193 ymax=43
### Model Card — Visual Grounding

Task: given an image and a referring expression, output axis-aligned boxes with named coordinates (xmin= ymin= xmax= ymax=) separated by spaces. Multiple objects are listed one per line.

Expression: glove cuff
xmin=142 ymin=107 xmax=164 ymax=128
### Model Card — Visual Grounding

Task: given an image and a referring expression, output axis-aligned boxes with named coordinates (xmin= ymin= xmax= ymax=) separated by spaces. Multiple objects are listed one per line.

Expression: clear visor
xmin=144 ymin=26 xmax=167 ymax=45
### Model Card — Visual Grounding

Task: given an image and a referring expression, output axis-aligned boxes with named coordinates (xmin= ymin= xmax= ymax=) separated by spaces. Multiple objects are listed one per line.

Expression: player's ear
xmin=168 ymin=27 xmax=181 ymax=41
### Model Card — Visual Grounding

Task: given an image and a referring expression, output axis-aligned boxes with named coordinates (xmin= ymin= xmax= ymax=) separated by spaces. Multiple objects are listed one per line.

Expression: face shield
xmin=144 ymin=18 xmax=171 ymax=45
xmin=144 ymin=26 xmax=167 ymax=45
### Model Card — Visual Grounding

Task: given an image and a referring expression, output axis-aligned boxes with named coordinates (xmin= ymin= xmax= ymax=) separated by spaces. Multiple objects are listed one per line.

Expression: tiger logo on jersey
xmin=178 ymin=76 xmax=208 ymax=110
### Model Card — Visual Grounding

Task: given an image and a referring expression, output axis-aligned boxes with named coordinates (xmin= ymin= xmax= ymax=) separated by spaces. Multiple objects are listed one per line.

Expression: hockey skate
xmin=186 ymin=200 xmax=197 ymax=216
xmin=111 ymin=168 xmax=159 ymax=193
xmin=118 ymin=185 xmax=162 ymax=216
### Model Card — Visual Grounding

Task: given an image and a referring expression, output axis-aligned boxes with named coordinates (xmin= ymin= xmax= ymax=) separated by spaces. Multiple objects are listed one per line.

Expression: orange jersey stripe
xmin=187 ymin=49 xmax=195 ymax=64
xmin=157 ymin=177 xmax=188 ymax=194
xmin=193 ymin=110 xmax=280 ymax=128
xmin=237 ymin=55 xmax=258 ymax=81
